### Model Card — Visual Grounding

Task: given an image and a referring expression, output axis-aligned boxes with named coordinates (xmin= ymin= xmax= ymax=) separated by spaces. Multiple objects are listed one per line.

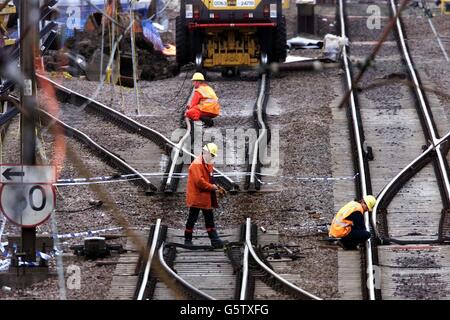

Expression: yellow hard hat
xmin=203 ymin=143 xmax=218 ymax=157
xmin=192 ymin=72 xmax=205 ymax=81
xmin=363 ymin=195 xmax=377 ymax=211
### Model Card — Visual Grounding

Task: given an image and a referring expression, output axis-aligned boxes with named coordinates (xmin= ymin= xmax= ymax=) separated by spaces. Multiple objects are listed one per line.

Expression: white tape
xmin=0 ymin=259 xmax=10 ymax=271
xmin=256 ymin=173 xmax=359 ymax=185
xmin=54 ymin=173 xmax=188 ymax=187
xmin=0 ymin=218 xmax=6 ymax=253
xmin=54 ymin=172 xmax=359 ymax=187
xmin=38 ymin=251 xmax=52 ymax=261
xmin=56 ymin=227 xmax=122 ymax=239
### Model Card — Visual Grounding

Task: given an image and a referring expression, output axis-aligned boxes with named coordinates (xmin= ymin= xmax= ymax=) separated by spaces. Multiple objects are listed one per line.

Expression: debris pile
xmin=43 ymin=17 xmax=178 ymax=83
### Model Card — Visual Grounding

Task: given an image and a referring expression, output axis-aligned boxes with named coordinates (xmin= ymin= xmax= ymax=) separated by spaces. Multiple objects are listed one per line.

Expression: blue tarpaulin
xmin=51 ymin=1 xmax=151 ymax=42
xmin=141 ymin=19 xmax=164 ymax=51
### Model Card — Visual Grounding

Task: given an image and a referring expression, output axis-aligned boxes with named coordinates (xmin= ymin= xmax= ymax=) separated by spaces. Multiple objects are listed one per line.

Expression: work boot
xmin=184 ymin=230 xmax=193 ymax=246
xmin=200 ymin=116 xmax=214 ymax=127
xmin=208 ymin=230 xmax=227 ymax=249
xmin=337 ymin=240 xmax=357 ymax=251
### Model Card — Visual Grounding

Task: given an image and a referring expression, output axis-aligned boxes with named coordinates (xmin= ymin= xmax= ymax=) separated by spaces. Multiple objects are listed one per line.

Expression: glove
xmin=217 ymin=186 xmax=227 ymax=197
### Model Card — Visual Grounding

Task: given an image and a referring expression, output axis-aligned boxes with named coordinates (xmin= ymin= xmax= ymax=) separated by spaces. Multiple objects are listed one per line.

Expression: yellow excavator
xmin=176 ymin=0 xmax=287 ymax=73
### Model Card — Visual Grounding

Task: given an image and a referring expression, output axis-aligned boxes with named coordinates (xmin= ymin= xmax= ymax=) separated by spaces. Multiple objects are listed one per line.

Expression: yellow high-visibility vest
xmin=329 ymin=201 xmax=364 ymax=238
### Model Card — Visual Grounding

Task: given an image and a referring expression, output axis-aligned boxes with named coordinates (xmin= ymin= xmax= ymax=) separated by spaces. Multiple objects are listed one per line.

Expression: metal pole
xmin=100 ymin=0 xmax=106 ymax=85
xmin=110 ymin=0 xmax=116 ymax=93
xmin=427 ymin=17 xmax=450 ymax=62
xmin=129 ymin=1 xmax=140 ymax=115
xmin=19 ymin=0 xmax=39 ymax=263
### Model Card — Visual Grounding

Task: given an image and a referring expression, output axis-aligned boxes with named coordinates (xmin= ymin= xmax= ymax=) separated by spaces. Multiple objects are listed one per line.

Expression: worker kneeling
xmin=329 ymin=195 xmax=377 ymax=250
xmin=184 ymin=143 xmax=226 ymax=248
xmin=185 ymin=72 xmax=221 ymax=127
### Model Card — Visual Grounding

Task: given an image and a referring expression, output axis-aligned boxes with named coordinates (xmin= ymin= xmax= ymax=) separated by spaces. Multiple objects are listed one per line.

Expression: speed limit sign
xmin=0 ymin=184 xmax=55 ymax=228
xmin=0 ymin=165 xmax=56 ymax=227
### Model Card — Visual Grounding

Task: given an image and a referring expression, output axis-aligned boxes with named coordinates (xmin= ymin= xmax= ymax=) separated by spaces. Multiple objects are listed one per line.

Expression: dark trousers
xmin=340 ymin=229 xmax=371 ymax=250
xmin=184 ymin=207 xmax=215 ymax=240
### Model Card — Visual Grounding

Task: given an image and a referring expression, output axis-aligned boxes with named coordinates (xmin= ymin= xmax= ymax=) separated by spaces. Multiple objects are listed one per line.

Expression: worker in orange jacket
xmin=184 ymin=143 xmax=225 ymax=248
xmin=329 ymin=195 xmax=376 ymax=250
xmin=185 ymin=72 xmax=221 ymax=127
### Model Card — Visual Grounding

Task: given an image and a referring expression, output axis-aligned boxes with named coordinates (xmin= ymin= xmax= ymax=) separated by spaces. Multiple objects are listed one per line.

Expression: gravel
xmin=3 ymin=1 xmax=448 ymax=300
xmin=401 ymin=10 xmax=450 ymax=135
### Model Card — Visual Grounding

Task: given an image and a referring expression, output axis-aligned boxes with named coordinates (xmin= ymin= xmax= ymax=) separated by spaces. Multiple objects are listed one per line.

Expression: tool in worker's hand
xmin=217 ymin=186 xmax=227 ymax=197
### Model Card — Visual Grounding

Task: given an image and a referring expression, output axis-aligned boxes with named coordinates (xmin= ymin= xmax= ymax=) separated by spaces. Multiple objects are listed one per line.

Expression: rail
xmin=239 ymin=219 xmax=251 ymax=300
xmin=158 ymin=242 xmax=216 ymax=300
xmin=163 ymin=117 xmax=191 ymax=193
xmin=137 ymin=218 xmax=162 ymax=300
xmin=34 ymin=104 xmax=157 ymax=193
xmin=243 ymin=218 xmax=321 ymax=300
xmin=369 ymin=0 xmax=450 ymax=243
xmin=36 ymin=75 xmax=238 ymax=191
xmin=247 ymin=73 xmax=270 ymax=191
xmin=0 ymin=104 xmax=19 ymax=127
xmin=389 ymin=0 xmax=450 ymax=207
xmin=372 ymin=131 xmax=450 ymax=242
xmin=338 ymin=0 xmax=376 ymax=300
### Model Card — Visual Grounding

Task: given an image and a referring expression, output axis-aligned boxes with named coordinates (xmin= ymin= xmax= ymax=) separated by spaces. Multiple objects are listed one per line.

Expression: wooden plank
xmin=108 ymin=235 xmax=142 ymax=299
xmin=338 ymin=250 xmax=362 ymax=300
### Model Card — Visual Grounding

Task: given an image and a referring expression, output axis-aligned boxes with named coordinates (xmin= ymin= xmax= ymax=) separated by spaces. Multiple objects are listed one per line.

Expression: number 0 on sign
xmin=0 ymin=184 xmax=55 ymax=227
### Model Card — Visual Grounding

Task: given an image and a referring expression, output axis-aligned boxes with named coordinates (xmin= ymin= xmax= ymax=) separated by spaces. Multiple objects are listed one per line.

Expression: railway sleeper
xmin=248 ymin=246 xmax=314 ymax=300
xmin=134 ymin=224 xmax=168 ymax=299
xmin=160 ymin=245 xmax=210 ymax=300
xmin=439 ymin=208 xmax=450 ymax=242
xmin=38 ymin=111 xmax=158 ymax=194
xmin=45 ymin=80 xmax=170 ymax=151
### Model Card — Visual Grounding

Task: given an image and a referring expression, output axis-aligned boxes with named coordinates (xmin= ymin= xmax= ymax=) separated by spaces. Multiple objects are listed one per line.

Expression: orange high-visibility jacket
xmin=190 ymin=84 xmax=221 ymax=116
xmin=329 ymin=201 xmax=364 ymax=238
xmin=186 ymin=155 xmax=217 ymax=209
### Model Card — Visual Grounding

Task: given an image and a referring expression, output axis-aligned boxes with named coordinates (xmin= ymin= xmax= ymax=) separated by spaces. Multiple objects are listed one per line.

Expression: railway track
xmin=246 ymin=73 xmax=271 ymax=192
xmin=34 ymin=75 xmax=238 ymax=193
xmin=335 ymin=0 xmax=450 ymax=300
xmin=162 ymin=71 xmax=273 ymax=194
xmin=161 ymin=88 xmax=195 ymax=194
xmin=3 ymin=24 xmax=271 ymax=196
xmin=0 ymin=102 xmax=19 ymax=162
xmin=3 ymin=94 xmax=158 ymax=193
xmin=374 ymin=0 xmax=450 ymax=243
xmin=134 ymin=218 xmax=321 ymax=300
